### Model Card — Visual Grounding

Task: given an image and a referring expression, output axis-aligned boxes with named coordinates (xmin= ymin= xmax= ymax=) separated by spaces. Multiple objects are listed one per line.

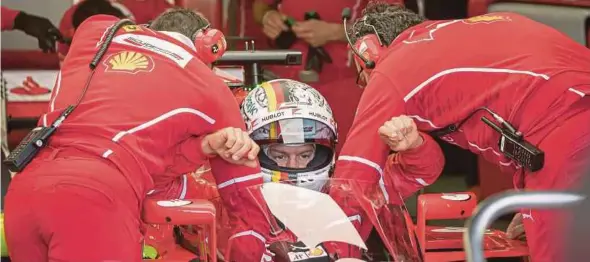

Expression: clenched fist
xmin=378 ymin=115 xmax=423 ymax=152
xmin=201 ymin=127 xmax=260 ymax=168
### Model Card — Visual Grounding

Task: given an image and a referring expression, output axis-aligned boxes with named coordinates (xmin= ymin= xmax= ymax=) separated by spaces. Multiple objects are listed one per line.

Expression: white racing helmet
xmin=240 ymin=79 xmax=337 ymax=191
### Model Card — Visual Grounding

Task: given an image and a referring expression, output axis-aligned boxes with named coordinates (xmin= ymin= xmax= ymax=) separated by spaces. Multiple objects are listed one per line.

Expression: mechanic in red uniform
xmin=252 ymin=0 xmax=403 ymax=155
xmin=1 ymin=6 xmax=63 ymax=52
xmin=4 ymin=8 xmax=274 ymax=262
xmin=329 ymin=3 xmax=590 ymax=261
xmin=57 ymin=0 xmax=171 ymax=62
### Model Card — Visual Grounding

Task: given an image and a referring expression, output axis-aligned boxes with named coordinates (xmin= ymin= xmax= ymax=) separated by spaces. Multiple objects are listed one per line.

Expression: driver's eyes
xmin=271 ymin=155 xmax=287 ymax=161
xmin=299 ymin=154 xmax=312 ymax=160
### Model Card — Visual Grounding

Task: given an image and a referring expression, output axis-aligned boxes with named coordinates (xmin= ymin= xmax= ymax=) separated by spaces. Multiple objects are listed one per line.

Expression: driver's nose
xmin=286 ymin=157 xmax=299 ymax=169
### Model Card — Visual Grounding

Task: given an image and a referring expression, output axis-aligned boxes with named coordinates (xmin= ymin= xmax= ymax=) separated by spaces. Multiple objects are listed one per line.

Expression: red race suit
xmin=1 ymin=6 xmax=20 ymax=31
xmin=331 ymin=13 xmax=590 ymax=261
xmin=4 ymin=15 xmax=273 ymax=262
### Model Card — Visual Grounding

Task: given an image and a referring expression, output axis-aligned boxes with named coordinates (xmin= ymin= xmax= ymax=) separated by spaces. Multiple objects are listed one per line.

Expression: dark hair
xmin=72 ymin=0 xmax=126 ymax=29
xmin=350 ymin=2 xmax=425 ymax=46
xmin=148 ymin=7 xmax=210 ymax=40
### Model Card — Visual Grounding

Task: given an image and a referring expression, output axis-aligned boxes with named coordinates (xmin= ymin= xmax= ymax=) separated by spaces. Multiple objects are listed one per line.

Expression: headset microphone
xmin=342 ymin=8 xmax=375 ymax=69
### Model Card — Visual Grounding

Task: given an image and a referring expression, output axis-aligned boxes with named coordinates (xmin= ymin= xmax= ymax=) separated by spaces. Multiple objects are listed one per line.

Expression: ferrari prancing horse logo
xmin=121 ymin=25 xmax=142 ymax=32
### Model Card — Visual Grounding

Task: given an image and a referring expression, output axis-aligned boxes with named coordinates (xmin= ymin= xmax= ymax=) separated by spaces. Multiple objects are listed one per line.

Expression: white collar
xmin=159 ymin=31 xmax=196 ymax=51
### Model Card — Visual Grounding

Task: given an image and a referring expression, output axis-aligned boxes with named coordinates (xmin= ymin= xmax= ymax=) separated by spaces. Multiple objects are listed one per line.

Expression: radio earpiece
xmin=145 ymin=22 xmax=227 ymax=64
xmin=342 ymin=8 xmax=374 ymax=69
xmin=341 ymin=8 xmax=386 ymax=73
xmin=193 ymin=24 xmax=227 ymax=64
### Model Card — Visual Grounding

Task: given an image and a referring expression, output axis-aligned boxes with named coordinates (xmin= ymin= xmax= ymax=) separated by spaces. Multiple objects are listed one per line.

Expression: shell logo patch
xmin=463 ymin=15 xmax=511 ymax=24
xmin=104 ymin=51 xmax=154 ymax=74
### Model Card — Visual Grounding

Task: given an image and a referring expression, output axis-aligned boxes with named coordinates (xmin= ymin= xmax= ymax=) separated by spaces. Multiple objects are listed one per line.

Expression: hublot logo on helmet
xmin=308 ymin=112 xmax=328 ymax=121
xmin=262 ymin=111 xmax=285 ymax=122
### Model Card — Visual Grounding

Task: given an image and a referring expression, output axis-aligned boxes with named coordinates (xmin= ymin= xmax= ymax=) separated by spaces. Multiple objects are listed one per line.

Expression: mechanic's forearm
xmin=327 ymin=23 xmax=347 ymax=42
xmin=253 ymin=0 xmax=273 ymax=25
xmin=209 ymin=157 xmax=275 ymax=240
xmin=388 ymin=132 xmax=445 ymax=187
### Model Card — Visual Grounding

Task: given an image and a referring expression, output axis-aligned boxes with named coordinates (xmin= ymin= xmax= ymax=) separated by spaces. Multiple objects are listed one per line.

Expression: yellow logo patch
xmin=122 ymin=25 xmax=143 ymax=32
xmin=104 ymin=51 xmax=154 ymax=74
xmin=463 ymin=15 xmax=511 ymax=24
xmin=309 ymin=248 xmax=324 ymax=256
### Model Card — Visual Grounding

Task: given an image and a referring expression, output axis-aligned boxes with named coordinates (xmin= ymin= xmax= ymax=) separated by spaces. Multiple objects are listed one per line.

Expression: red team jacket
xmin=332 ymin=12 xmax=590 ymax=241
xmin=1 ymin=7 xmax=20 ymax=31
xmin=42 ymin=15 xmax=272 ymax=258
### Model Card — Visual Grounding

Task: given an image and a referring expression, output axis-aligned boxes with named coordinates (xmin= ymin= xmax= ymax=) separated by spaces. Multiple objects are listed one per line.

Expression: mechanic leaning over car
xmin=326 ymin=3 xmax=590 ymax=261
xmin=1 ymin=6 xmax=63 ymax=53
xmin=3 ymin=8 xmax=276 ymax=262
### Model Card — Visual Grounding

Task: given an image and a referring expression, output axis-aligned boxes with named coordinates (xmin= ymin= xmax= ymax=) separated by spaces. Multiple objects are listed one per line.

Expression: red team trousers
xmin=520 ymin=95 xmax=590 ymax=261
xmin=4 ymin=148 xmax=144 ymax=261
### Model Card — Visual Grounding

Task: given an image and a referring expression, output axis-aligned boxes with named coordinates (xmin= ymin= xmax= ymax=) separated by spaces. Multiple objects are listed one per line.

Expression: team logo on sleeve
xmin=104 ymin=51 xmax=155 ymax=74
xmin=463 ymin=14 xmax=511 ymax=24
xmin=121 ymin=25 xmax=143 ymax=32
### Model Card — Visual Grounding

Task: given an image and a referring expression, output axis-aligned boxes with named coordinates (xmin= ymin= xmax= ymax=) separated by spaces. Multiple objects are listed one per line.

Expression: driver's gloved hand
xmin=13 ymin=12 xmax=64 ymax=53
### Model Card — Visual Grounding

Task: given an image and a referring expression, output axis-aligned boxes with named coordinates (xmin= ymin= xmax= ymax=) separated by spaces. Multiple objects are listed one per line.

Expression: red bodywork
xmin=140 ymin=181 xmax=531 ymax=261
xmin=142 ymin=197 xmax=217 ymax=261
xmin=416 ymin=192 xmax=529 ymax=261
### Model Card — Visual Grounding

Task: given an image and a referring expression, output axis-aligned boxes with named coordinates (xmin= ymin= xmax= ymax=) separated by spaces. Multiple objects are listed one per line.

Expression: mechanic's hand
xmin=506 ymin=213 xmax=526 ymax=240
xmin=201 ymin=127 xmax=260 ymax=168
xmin=13 ymin=12 xmax=63 ymax=53
xmin=378 ymin=115 xmax=423 ymax=152
xmin=262 ymin=10 xmax=288 ymax=40
xmin=292 ymin=20 xmax=340 ymax=47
